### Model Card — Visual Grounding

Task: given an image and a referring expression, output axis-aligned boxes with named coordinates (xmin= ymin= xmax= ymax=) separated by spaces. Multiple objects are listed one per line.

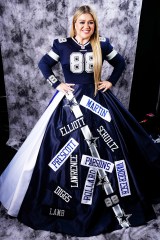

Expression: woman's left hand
xmin=98 ymin=80 xmax=113 ymax=92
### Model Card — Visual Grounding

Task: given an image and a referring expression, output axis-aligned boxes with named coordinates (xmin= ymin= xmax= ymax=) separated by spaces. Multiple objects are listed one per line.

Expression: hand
xmin=56 ymin=83 xmax=75 ymax=94
xmin=98 ymin=80 xmax=112 ymax=92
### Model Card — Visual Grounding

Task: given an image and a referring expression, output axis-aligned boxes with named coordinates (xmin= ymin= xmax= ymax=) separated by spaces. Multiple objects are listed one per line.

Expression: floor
xmin=0 ymin=204 xmax=160 ymax=240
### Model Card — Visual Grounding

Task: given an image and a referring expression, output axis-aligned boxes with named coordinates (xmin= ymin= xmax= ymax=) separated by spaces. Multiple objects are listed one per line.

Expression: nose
xmin=84 ymin=22 xmax=90 ymax=28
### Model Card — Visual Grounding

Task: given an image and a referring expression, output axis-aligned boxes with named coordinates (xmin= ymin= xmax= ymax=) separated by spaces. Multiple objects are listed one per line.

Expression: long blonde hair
xmin=70 ymin=5 xmax=102 ymax=94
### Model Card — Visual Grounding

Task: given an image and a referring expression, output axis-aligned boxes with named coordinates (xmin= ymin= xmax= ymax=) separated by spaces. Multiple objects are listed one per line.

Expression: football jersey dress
xmin=0 ymin=37 xmax=160 ymax=237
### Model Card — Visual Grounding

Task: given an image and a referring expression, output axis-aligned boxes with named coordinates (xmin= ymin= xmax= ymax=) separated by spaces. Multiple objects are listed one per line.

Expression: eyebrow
xmin=78 ymin=19 xmax=94 ymax=22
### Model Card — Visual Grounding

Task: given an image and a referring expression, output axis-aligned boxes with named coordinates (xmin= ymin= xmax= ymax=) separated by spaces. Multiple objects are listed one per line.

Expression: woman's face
xmin=74 ymin=13 xmax=95 ymax=42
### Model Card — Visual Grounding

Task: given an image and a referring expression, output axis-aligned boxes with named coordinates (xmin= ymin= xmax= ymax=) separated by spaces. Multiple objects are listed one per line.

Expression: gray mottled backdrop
xmin=0 ymin=0 xmax=143 ymax=149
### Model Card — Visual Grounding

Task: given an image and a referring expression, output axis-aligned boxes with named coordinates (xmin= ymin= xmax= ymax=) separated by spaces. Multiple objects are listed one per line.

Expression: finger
xmin=98 ymin=84 xmax=103 ymax=88
xmin=69 ymin=86 xmax=75 ymax=91
xmin=98 ymin=85 xmax=105 ymax=90
xmin=102 ymin=87 xmax=108 ymax=92
xmin=66 ymin=83 xmax=75 ymax=87
xmin=66 ymin=84 xmax=75 ymax=91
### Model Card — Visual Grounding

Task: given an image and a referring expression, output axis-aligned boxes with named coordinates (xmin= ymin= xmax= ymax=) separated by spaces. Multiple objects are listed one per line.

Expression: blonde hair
xmin=70 ymin=5 xmax=102 ymax=94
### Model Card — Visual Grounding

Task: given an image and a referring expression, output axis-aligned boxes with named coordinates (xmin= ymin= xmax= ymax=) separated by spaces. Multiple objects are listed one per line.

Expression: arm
xmin=107 ymin=53 xmax=126 ymax=86
xmin=98 ymin=38 xmax=126 ymax=92
xmin=38 ymin=53 xmax=61 ymax=89
xmin=38 ymin=39 xmax=74 ymax=93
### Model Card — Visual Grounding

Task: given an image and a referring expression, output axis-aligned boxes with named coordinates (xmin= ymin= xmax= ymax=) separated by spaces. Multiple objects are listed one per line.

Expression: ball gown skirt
xmin=1 ymin=83 xmax=160 ymax=237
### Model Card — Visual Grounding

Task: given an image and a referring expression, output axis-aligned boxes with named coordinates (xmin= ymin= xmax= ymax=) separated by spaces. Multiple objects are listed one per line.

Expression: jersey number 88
xmin=70 ymin=52 xmax=93 ymax=73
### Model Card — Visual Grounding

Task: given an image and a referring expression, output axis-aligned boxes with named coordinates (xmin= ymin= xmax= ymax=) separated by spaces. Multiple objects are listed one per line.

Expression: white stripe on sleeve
xmin=47 ymin=50 xmax=59 ymax=61
xmin=106 ymin=49 xmax=117 ymax=60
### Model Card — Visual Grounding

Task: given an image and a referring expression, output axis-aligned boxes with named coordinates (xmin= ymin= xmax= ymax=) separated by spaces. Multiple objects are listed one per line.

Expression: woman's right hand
xmin=56 ymin=83 xmax=75 ymax=94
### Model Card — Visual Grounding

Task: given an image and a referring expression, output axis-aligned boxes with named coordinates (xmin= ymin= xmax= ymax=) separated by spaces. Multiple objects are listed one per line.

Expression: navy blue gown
xmin=2 ymin=37 xmax=160 ymax=237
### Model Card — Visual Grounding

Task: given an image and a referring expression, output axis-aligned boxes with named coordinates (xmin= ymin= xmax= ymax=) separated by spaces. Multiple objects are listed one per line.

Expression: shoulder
xmin=51 ymin=37 xmax=71 ymax=53
xmin=99 ymin=36 xmax=110 ymax=46
xmin=53 ymin=37 xmax=71 ymax=44
xmin=52 ymin=37 xmax=71 ymax=50
xmin=99 ymin=36 xmax=114 ymax=53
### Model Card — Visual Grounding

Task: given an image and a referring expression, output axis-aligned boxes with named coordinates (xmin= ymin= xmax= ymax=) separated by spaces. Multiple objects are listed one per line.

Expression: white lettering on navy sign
xmin=49 ymin=208 xmax=65 ymax=216
xmin=80 ymin=95 xmax=111 ymax=122
xmin=48 ymin=138 xmax=79 ymax=171
xmin=59 ymin=117 xmax=85 ymax=136
xmin=81 ymin=168 xmax=97 ymax=205
xmin=81 ymin=155 xmax=114 ymax=173
xmin=70 ymin=155 xmax=78 ymax=188
xmin=54 ymin=186 xmax=72 ymax=202
xmin=97 ymin=125 xmax=119 ymax=152
xmin=115 ymin=160 xmax=131 ymax=197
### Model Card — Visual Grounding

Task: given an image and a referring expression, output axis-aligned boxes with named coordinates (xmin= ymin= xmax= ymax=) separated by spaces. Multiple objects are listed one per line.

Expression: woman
xmin=1 ymin=5 xmax=160 ymax=237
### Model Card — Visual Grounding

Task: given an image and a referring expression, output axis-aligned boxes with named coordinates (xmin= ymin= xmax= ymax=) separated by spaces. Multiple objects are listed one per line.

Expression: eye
xmin=79 ymin=21 xmax=85 ymax=24
xmin=89 ymin=21 xmax=94 ymax=25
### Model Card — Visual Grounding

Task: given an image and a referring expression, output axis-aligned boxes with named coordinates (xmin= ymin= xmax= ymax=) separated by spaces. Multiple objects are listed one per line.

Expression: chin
xmin=82 ymin=34 xmax=92 ymax=39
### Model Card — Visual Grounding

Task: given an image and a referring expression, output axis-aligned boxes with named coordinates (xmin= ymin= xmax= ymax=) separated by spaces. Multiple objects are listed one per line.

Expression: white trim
xmin=106 ymin=49 xmax=117 ymax=60
xmin=47 ymin=50 xmax=59 ymax=61
xmin=72 ymin=37 xmax=90 ymax=48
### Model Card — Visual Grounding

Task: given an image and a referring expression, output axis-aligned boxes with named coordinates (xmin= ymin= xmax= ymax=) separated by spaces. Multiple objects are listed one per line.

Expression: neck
xmin=75 ymin=36 xmax=90 ymax=45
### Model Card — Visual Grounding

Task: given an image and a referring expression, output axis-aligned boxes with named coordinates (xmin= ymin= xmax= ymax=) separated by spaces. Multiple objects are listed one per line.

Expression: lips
xmin=82 ymin=30 xmax=90 ymax=34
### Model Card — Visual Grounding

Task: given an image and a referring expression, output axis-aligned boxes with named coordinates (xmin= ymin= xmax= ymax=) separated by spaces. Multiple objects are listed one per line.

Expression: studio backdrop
xmin=0 ymin=0 xmax=143 ymax=149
